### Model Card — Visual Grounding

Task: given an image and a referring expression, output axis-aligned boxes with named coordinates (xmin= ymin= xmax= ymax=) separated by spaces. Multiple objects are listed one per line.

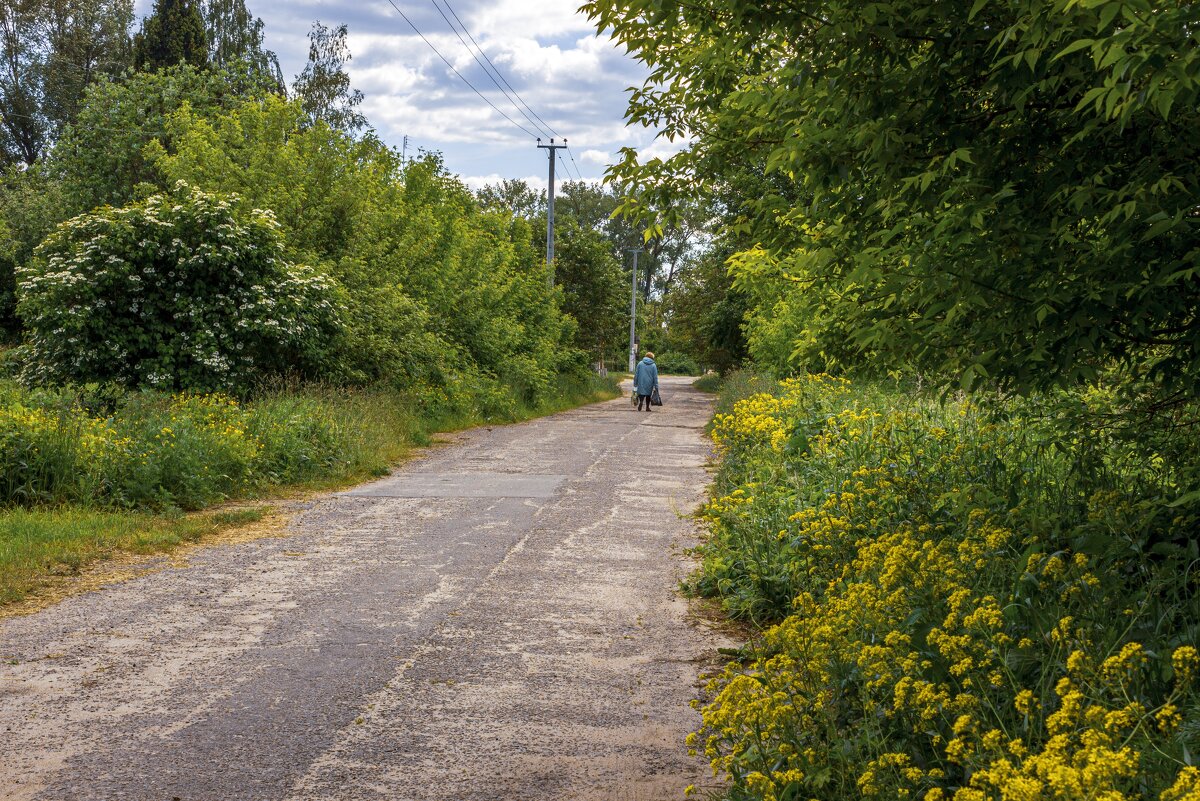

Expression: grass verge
xmin=0 ymin=505 xmax=269 ymax=609
xmin=0 ymin=372 xmax=619 ymax=608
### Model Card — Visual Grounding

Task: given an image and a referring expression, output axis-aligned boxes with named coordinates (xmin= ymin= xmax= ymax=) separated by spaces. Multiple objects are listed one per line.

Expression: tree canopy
xmin=585 ymin=0 xmax=1200 ymax=393
xmin=292 ymin=21 xmax=366 ymax=134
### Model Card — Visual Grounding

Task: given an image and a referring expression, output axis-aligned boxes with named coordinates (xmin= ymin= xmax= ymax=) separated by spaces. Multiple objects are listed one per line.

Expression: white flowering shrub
xmin=17 ymin=183 xmax=342 ymax=391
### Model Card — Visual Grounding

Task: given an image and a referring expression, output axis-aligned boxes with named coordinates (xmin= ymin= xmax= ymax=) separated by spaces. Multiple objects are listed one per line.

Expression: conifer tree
xmin=134 ymin=0 xmax=207 ymax=71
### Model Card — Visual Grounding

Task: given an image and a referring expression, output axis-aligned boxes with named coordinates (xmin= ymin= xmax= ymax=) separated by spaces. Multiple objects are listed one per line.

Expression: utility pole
xmin=626 ymin=248 xmax=642 ymax=373
xmin=401 ymin=135 xmax=409 ymax=166
xmin=537 ymin=138 xmax=567 ymax=279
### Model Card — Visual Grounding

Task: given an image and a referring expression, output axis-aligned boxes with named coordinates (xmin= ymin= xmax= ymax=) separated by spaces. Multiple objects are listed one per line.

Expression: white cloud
xmin=580 ymin=148 xmax=610 ymax=165
xmin=133 ymin=0 xmax=668 ymax=185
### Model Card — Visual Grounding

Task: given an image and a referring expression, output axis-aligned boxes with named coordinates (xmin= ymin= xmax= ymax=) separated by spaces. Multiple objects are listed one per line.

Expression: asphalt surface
xmin=0 ymin=376 xmax=729 ymax=801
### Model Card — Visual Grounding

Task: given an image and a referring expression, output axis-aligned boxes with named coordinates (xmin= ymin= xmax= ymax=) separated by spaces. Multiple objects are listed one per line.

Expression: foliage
xmin=690 ymin=374 xmax=1200 ymax=801
xmin=54 ymin=63 xmax=273 ymax=214
xmin=652 ymin=350 xmax=699 ymax=376
xmin=0 ymin=165 xmax=65 ymax=338
xmin=585 ymin=0 xmax=1200 ymax=395
xmin=133 ymin=0 xmax=207 ymax=71
xmin=202 ymin=0 xmax=283 ymax=92
xmin=17 ymin=182 xmax=341 ymax=391
xmin=0 ymin=0 xmax=132 ymax=165
xmin=292 ymin=21 xmax=365 ymax=134
xmin=0 ymin=369 xmax=618 ymax=513
xmin=550 ymin=217 xmax=626 ymax=362
xmin=692 ymin=372 xmax=723 ymax=394
xmin=144 ymin=95 xmax=577 ymax=397
xmin=662 ymin=244 xmax=748 ymax=374
xmin=477 ymin=178 xmax=545 ymax=219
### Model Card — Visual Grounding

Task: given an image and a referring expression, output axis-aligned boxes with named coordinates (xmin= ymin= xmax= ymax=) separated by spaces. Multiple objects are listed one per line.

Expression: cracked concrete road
xmin=0 ymin=376 xmax=731 ymax=801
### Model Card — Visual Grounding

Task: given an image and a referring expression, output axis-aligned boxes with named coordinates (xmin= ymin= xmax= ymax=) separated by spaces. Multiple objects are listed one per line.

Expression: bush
xmin=692 ymin=374 xmax=1200 ymax=801
xmin=653 ymin=350 xmax=701 ymax=375
xmin=16 ymin=182 xmax=342 ymax=392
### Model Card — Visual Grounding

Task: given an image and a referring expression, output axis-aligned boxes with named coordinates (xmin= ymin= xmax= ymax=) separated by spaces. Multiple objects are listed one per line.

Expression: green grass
xmin=692 ymin=373 xmax=725 ymax=393
xmin=0 ymin=506 xmax=268 ymax=605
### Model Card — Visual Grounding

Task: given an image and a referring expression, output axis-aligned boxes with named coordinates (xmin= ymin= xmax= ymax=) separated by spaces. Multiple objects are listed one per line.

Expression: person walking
xmin=634 ymin=351 xmax=659 ymax=412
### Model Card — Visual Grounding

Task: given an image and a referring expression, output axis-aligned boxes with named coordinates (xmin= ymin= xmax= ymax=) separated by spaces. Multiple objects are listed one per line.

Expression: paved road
xmin=0 ymin=376 xmax=727 ymax=801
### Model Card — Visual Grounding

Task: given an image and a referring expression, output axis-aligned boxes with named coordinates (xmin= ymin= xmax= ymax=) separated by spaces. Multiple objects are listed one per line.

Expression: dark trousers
xmin=637 ymin=393 xmax=652 ymax=411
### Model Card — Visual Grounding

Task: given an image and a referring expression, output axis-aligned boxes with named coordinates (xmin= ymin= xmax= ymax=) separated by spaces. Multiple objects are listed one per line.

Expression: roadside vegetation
xmin=691 ymin=373 xmax=1198 ymax=800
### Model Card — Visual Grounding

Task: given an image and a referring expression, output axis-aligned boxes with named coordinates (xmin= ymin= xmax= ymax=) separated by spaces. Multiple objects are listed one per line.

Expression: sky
xmin=133 ymin=0 xmax=681 ymax=192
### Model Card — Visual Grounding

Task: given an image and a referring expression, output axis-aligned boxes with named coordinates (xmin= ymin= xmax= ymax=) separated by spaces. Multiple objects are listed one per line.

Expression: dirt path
xmin=0 ymin=376 xmax=731 ymax=801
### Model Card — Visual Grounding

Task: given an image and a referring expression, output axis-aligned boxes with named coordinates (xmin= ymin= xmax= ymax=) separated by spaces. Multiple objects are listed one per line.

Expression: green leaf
xmin=1052 ymin=39 xmax=1095 ymax=61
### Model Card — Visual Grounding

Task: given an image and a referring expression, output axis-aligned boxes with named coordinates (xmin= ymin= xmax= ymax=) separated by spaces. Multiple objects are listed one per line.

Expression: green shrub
xmin=692 ymin=374 xmax=1200 ymax=801
xmin=691 ymin=373 xmax=723 ymax=393
xmin=16 ymin=182 xmax=342 ymax=392
xmin=653 ymin=350 xmax=701 ymax=375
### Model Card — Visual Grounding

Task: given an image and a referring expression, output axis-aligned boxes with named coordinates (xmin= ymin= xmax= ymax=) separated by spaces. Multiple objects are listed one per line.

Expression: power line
xmin=440 ymin=0 xmax=562 ymax=139
xmin=428 ymin=0 xmax=549 ymax=139
xmin=557 ymin=152 xmax=576 ymax=184
xmin=382 ymin=0 xmax=539 ymax=140
xmin=565 ymin=144 xmax=587 ymax=182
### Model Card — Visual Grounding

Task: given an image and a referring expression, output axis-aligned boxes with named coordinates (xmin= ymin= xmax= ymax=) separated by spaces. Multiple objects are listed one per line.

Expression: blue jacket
xmin=634 ymin=357 xmax=659 ymax=395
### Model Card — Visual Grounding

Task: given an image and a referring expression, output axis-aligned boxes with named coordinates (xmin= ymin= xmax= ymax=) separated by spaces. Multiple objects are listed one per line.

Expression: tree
xmin=585 ymin=0 xmax=1200 ymax=394
xmin=41 ymin=0 xmax=133 ymax=134
xmin=552 ymin=217 xmax=627 ymax=364
xmin=134 ymin=0 xmax=208 ymax=71
xmin=55 ymin=64 xmax=271 ymax=215
xmin=202 ymin=0 xmax=283 ymax=93
xmin=0 ymin=0 xmax=132 ymax=166
xmin=0 ymin=0 xmax=46 ymax=165
xmin=477 ymin=178 xmax=544 ymax=219
xmin=292 ymin=21 xmax=365 ymax=133
xmin=0 ymin=165 xmax=63 ymax=338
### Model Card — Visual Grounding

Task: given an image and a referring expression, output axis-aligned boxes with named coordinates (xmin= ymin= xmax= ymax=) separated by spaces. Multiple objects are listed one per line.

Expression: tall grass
xmin=0 ymin=373 xmax=618 ymax=512
xmin=0 ymin=372 xmax=618 ymax=604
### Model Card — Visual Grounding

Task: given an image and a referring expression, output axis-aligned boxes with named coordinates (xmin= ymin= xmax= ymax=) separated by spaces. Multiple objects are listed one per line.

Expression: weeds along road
xmin=0 ymin=375 xmax=731 ymax=801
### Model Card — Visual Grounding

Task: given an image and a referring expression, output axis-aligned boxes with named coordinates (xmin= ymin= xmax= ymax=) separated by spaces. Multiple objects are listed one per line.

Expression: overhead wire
xmin=556 ymin=152 xmax=575 ymax=185
xmin=428 ymin=0 xmax=549 ymax=139
xmin=382 ymin=0 xmax=540 ymax=139
xmin=565 ymin=145 xmax=587 ymax=182
xmin=439 ymin=0 xmax=563 ymax=140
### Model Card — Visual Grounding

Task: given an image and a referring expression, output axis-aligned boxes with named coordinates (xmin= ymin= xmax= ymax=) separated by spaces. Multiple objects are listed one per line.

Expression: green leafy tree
xmin=664 ymin=244 xmax=748 ymax=374
xmin=292 ymin=21 xmax=365 ymax=133
xmin=586 ymin=0 xmax=1200 ymax=394
xmin=201 ymin=0 xmax=283 ymax=93
xmin=0 ymin=0 xmax=47 ymax=165
xmin=146 ymin=96 xmax=576 ymax=395
xmin=0 ymin=165 xmax=63 ymax=338
xmin=42 ymin=0 xmax=134 ymax=135
xmin=552 ymin=217 xmax=627 ymax=364
xmin=55 ymin=63 xmax=271 ymax=215
xmin=0 ymin=0 xmax=132 ymax=166
xmin=17 ymin=182 xmax=341 ymax=390
xmin=134 ymin=0 xmax=208 ymax=71
xmin=477 ymin=178 xmax=544 ymax=219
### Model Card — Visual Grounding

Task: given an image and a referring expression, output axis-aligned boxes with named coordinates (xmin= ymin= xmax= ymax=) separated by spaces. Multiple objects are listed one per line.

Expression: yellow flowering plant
xmin=693 ymin=373 xmax=1199 ymax=801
